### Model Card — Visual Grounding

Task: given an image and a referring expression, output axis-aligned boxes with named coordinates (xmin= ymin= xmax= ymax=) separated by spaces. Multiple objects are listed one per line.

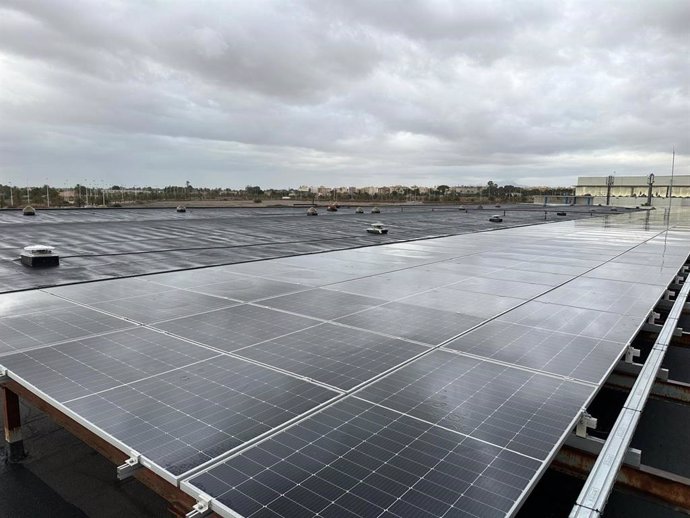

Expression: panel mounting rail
xmin=570 ymin=264 xmax=690 ymax=517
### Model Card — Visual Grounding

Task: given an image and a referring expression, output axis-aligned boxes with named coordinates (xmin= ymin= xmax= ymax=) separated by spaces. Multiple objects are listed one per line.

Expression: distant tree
xmin=245 ymin=185 xmax=263 ymax=196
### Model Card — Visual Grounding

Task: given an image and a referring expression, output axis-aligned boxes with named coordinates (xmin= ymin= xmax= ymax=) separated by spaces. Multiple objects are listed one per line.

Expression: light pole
xmin=647 ymin=173 xmax=655 ymax=206
xmin=9 ymin=182 xmax=13 ymax=207
xmin=606 ymin=174 xmax=614 ymax=206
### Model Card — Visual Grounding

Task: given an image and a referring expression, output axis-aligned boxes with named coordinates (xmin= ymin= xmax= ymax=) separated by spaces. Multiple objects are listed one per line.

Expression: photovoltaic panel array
xmin=1 ymin=211 xmax=689 ymax=517
xmin=0 ymin=327 xmax=338 ymax=477
xmin=181 ymin=215 xmax=690 ymax=517
xmin=185 ymin=398 xmax=543 ymax=518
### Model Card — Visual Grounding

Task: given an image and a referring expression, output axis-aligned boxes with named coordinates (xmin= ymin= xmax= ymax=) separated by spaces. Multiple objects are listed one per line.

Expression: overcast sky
xmin=1 ymin=1 xmax=688 ymax=189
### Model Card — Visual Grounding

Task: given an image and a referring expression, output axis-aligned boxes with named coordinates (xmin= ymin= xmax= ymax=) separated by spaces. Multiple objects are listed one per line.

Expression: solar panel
xmin=46 ymin=277 xmax=172 ymax=303
xmin=235 ymin=323 xmax=427 ymax=390
xmin=87 ymin=289 xmax=240 ymax=324
xmin=64 ymin=356 xmax=338 ymax=477
xmin=183 ymin=275 xmax=308 ymax=302
xmin=0 ymin=290 xmax=74 ymax=318
xmin=536 ymin=278 xmax=667 ymax=317
xmin=259 ymin=289 xmax=387 ymax=321
xmin=494 ymin=301 xmax=646 ymax=344
xmin=443 ymin=321 xmax=627 ymax=384
xmin=184 ymin=397 xmax=543 ymax=518
xmin=0 ymin=304 xmax=135 ymax=357
xmin=356 ymin=350 xmax=594 ymax=459
xmin=0 ymin=327 xmax=219 ymax=401
xmin=449 ymin=276 xmax=550 ymax=299
xmin=152 ymin=305 xmax=322 ymax=352
xmin=398 ymin=287 xmax=526 ymax=319
xmin=335 ymin=301 xmax=483 ymax=346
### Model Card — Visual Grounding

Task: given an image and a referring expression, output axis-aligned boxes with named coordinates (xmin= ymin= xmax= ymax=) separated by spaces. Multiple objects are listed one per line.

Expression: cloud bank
xmin=1 ymin=0 xmax=688 ymax=188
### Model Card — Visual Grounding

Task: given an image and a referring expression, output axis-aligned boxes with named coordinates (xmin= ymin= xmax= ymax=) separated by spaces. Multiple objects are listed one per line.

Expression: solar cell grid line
xmin=182 ymin=397 xmax=544 ymax=518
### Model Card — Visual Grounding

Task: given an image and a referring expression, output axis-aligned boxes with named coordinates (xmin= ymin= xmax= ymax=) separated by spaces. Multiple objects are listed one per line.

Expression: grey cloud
xmin=0 ymin=0 xmax=688 ymax=188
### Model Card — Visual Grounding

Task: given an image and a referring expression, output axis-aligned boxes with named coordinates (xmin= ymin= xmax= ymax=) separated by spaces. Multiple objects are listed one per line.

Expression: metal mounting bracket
xmin=624 ymin=345 xmax=640 ymax=363
xmin=117 ymin=453 xmax=141 ymax=480
xmin=647 ymin=312 xmax=660 ymax=325
xmin=664 ymin=289 xmax=674 ymax=301
xmin=186 ymin=496 xmax=212 ymax=518
xmin=575 ymin=411 xmax=598 ymax=438
xmin=0 ymin=367 xmax=9 ymax=384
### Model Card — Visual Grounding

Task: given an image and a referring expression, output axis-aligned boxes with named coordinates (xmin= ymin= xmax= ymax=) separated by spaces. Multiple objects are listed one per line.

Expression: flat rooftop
xmin=0 ymin=204 xmax=625 ymax=293
xmin=1 ymin=206 xmax=689 ymax=518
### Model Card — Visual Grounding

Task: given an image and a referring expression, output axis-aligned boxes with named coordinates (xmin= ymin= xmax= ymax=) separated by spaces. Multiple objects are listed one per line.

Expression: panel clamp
xmin=0 ymin=366 xmax=9 ymax=384
xmin=624 ymin=345 xmax=640 ymax=364
xmin=186 ymin=495 xmax=212 ymax=518
xmin=116 ymin=452 xmax=141 ymax=480
xmin=575 ymin=411 xmax=598 ymax=438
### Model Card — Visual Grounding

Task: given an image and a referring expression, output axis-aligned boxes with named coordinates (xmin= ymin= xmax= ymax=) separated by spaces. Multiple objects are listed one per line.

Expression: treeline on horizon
xmin=0 ymin=181 xmax=574 ymax=208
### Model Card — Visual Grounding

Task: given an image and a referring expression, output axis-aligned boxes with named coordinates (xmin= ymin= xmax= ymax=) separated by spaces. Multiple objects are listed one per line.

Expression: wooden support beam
xmin=605 ymin=372 xmax=690 ymax=405
xmin=2 ymin=380 xmax=218 ymax=518
xmin=2 ymin=385 xmax=25 ymax=462
xmin=553 ymin=445 xmax=690 ymax=513
xmin=673 ymin=332 xmax=690 ymax=348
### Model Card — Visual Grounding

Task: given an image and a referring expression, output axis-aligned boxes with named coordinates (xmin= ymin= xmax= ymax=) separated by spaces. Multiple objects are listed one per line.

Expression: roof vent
xmin=20 ymin=245 xmax=59 ymax=268
xmin=23 ymin=206 xmax=36 ymax=216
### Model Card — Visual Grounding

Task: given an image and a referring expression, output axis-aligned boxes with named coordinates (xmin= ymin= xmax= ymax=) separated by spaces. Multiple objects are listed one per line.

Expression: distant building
xmin=450 ymin=185 xmax=482 ymax=195
xmin=537 ymin=175 xmax=690 ymax=207
xmin=576 ymin=175 xmax=690 ymax=198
